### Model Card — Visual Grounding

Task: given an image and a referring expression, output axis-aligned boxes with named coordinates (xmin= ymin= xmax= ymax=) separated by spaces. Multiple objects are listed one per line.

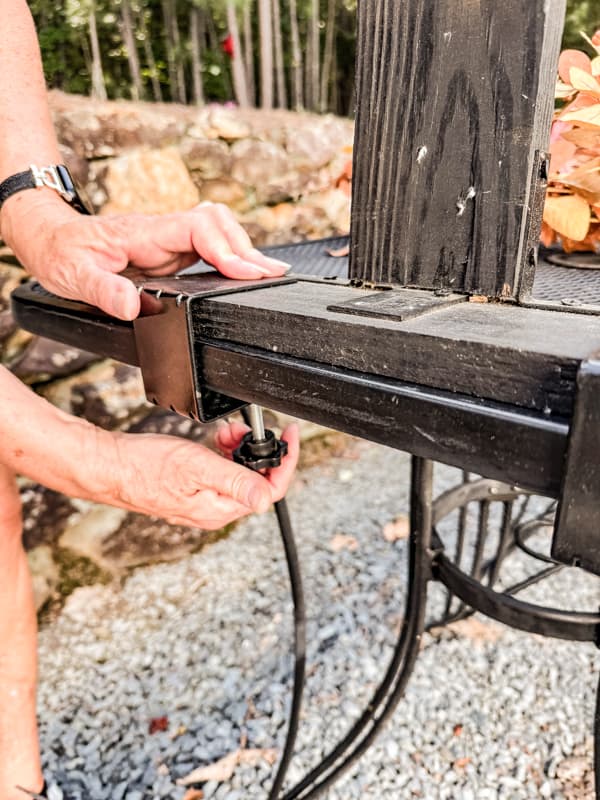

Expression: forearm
xmin=0 ymin=0 xmax=72 ymax=250
xmin=0 ymin=0 xmax=61 ymax=179
xmin=0 ymin=365 xmax=114 ymax=500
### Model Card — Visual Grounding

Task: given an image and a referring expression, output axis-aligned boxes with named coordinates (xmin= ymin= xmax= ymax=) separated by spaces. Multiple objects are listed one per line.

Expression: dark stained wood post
xmin=350 ymin=0 xmax=566 ymax=299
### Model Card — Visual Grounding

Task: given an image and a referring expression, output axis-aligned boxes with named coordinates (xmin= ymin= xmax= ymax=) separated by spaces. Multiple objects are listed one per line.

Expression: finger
xmin=214 ymin=421 xmax=251 ymax=456
xmin=212 ymin=205 xmax=291 ymax=275
xmin=45 ymin=260 xmax=141 ymax=320
xmin=169 ymin=488 xmax=251 ymax=529
xmin=198 ymin=449 xmax=272 ymax=513
xmin=266 ymin=424 xmax=300 ymax=501
xmin=188 ymin=208 xmax=284 ymax=280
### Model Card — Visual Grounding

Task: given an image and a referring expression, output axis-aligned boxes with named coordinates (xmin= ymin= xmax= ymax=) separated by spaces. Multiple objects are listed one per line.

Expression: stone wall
xmin=1 ymin=93 xmax=353 ymax=611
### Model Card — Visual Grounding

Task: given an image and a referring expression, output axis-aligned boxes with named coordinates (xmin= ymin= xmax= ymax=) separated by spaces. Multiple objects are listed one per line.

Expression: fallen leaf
xmin=177 ymin=748 xmax=278 ymax=786
xmin=454 ymin=757 xmax=471 ymax=770
xmin=543 ymin=194 xmax=591 ymax=241
xmin=469 ymin=295 xmax=488 ymax=303
xmin=239 ymin=748 xmax=278 ymax=767
xmin=183 ymin=790 xmax=204 ymax=800
xmin=383 ymin=515 xmax=410 ymax=542
xmin=453 ymin=724 xmax=463 ymax=737
xmin=446 ymin=617 xmax=504 ymax=643
xmin=328 ymin=533 xmax=359 ymax=552
xmin=148 ymin=716 xmax=169 ymax=735
xmin=326 ymin=245 xmax=350 ymax=257
xmin=170 ymin=724 xmax=187 ymax=740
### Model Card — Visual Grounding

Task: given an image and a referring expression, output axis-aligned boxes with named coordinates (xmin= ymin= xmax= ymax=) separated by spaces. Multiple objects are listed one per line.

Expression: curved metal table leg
xmin=280 ymin=456 xmax=434 ymax=799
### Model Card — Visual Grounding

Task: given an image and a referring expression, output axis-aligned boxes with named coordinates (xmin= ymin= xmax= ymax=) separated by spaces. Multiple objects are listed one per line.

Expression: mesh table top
xmin=264 ymin=237 xmax=600 ymax=313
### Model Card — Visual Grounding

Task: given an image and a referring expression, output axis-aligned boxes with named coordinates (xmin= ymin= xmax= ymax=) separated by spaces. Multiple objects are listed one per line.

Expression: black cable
xmin=268 ymin=499 xmax=307 ymax=799
xmin=280 ymin=457 xmax=432 ymax=800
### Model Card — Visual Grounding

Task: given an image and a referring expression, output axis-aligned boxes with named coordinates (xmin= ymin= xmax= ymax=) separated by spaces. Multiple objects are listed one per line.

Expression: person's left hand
xmin=0 ymin=194 xmax=290 ymax=319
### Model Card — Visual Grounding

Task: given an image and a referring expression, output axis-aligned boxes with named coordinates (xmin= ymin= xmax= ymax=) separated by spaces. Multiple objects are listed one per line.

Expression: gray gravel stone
xmin=36 ymin=442 xmax=599 ymax=798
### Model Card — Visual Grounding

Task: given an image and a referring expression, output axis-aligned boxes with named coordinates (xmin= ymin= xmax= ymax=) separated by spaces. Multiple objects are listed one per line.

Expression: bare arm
xmin=0 ymin=365 xmax=299 ymax=528
xmin=0 ymin=1 xmax=290 ymax=320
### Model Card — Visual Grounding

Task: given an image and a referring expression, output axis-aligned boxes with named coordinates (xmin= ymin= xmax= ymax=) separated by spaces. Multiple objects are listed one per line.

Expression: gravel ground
xmin=37 ymin=439 xmax=600 ymax=799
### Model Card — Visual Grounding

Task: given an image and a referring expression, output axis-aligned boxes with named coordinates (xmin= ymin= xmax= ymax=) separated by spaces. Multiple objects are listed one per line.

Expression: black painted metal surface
xmin=553 ymin=356 xmax=600 ymax=575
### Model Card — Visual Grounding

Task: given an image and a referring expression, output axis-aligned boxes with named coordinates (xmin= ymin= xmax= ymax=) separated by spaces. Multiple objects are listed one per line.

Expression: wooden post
xmin=349 ymin=0 xmax=565 ymax=298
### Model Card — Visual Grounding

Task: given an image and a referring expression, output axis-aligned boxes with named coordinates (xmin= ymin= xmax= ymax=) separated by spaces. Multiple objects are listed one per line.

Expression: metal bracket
xmin=326 ymin=287 xmax=466 ymax=322
xmin=133 ymin=272 xmax=296 ymax=422
xmin=552 ymin=353 xmax=600 ymax=575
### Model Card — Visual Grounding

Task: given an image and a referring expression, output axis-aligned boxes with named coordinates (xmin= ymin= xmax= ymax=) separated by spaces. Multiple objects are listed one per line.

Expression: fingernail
xmin=267 ymin=257 xmax=292 ymax=271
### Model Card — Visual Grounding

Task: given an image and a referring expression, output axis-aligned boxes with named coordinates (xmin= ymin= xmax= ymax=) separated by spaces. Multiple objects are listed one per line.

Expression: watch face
xmin=56 ymin=164 xmax=93 ymax=215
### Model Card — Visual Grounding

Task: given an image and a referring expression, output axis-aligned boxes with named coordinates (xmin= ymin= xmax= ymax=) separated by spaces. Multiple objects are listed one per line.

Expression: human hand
xmin=1 ymin=367 xmax=298 ymax=531
xmin=103 ymin=420 xmax=299 ymax=529
xmin=0 ymin=192 xmax=290 ymax=320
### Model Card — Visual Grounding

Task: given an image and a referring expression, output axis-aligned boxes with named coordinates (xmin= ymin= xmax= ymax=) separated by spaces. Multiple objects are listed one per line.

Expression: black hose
xmin=268 ymin=498 xmax=307 ymax=798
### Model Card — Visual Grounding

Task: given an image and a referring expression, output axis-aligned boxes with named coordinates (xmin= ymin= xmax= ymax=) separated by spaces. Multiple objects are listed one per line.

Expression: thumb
xmin=203 ymin=451 xmax=272 ymax=513
xmin=56 ymin=261 xmax=141 ymax=320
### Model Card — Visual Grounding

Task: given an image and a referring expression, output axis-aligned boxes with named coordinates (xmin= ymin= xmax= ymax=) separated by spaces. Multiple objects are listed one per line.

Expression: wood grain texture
xmin=193 ymin=281 xmax=600 ymax=418
xmin=350 ymin=0 xmax=566 ymax=297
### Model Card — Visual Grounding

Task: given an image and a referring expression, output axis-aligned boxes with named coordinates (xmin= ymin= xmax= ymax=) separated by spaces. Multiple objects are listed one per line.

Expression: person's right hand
xmin=1 ymin=366 xmax=299 ymax=531
xmin=103 ymin=421 xmax=299 ymax=529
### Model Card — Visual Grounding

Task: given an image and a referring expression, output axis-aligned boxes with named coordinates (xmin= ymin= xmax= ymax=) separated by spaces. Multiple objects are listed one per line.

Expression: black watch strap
xmin=0 ymin=169 xmax=36 ymax=207
xmin=0 ymin=165 xmax=91 ymax=215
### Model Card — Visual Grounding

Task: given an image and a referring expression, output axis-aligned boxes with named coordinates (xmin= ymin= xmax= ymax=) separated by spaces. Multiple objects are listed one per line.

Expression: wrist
xmin=0 ymin=188 xmax=79 ymax=268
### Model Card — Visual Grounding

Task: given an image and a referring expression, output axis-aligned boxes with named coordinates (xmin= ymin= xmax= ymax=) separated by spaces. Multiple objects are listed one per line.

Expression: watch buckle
xmin=30 ymin=164 xmax=71 ymax=201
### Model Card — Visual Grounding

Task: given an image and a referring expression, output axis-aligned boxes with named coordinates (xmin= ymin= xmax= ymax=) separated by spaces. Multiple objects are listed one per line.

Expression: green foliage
xmin=563 ymin=0 xmax=600 ymax=51
xmin=29 ymin=0 xmax=600 ymax=113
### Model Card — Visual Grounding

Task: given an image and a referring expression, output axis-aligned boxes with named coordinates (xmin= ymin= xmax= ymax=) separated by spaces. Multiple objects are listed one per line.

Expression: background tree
xmin=31 ymin=0 xmax=595 ymax=116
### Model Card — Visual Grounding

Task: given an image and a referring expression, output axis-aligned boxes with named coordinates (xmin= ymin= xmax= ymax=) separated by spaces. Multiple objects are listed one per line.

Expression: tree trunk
xmin=171 ymin=0 xmax=187 ymax=104
xmin=242 ymin=0 xmax=256 ymax=106
xmin=161 ymin=0 xmax=186 ymax=103
xmin=120 ymin=0 xmax=144 ymax=101
xmin=161 ymin=0 xmax=178 ymax=101
xmin=226 ymin=1 xmax=250 ymax=107
xmin=139 ymin=5 xmax=163 ymax=102
xmin=320 ymin=0 xmax=336 ymax=112
xmin=288 ymin=0 xmax=303 ymax=110
xmin=88 ymin=7 xmax=107 ymax=100
xmin=190 ymin=6 xmax=205 ymax=106
xmin=258 ymin=0 xmax=273 ymax=109
xmin=272 ymin=0 xmax=287 ymax=108
xmin=305 ymin=0 xmax=320 ymax=111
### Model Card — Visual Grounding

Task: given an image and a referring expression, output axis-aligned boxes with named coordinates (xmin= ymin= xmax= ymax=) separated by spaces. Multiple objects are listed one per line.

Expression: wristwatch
xmin=0 ymin=164 xmax=92 ymax=215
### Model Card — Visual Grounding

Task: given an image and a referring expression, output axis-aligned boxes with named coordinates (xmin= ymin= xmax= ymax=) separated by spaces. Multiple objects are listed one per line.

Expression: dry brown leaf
xmin=178 ymin=751 xmax=240 ymax=785
xmin=560 ymin=157 xmax=600 ymax=204
xmin=383 ymin=515 xmax=410 ymax=542
xmin=446 ymin=617 xmax=504 ymax=643
xmin=454 ymin=757 xmax=471 ymax=770
xmin=543 ymin=194 xmax=591 ymax=241
xmin=559 ymin=49 xmax=593 ymax=84
xmin=328 ymin=533 xmax=359 ymax=552
xmin=561 ymin=127 xmax=600 ymax=150
xmin=177 ymin=748 xmax=279 ymax=786
xmin=183 ymin=790 xmax=204 ymax=800
xmin=569 ymin=67 xmax=600 ymax=97
xmin=562 ymin=103 xmax=600 ymax=128
xmin=549 ymin=136 xmax=579 ymax=175
xmin=326 ymin=245 xmax=350 ymax=257
xmin=239 ymin=748 xmax=278 ymax=767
